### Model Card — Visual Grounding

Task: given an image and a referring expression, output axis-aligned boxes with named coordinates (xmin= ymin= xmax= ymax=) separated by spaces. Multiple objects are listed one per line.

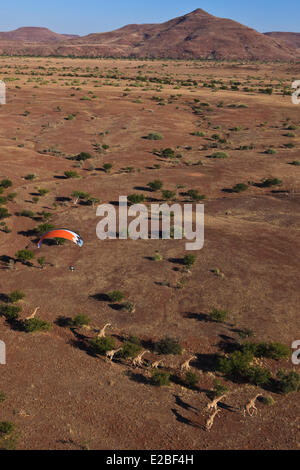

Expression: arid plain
xmin=0 ymin=57 xmax=300 ymax=449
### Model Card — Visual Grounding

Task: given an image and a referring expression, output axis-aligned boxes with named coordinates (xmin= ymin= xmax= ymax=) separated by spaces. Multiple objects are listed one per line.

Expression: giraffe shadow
xmin=125 ymin=370 xmax=150 ymax=385
xmin=174 ymin=395 xmax=198 ymax=413
xmin=171 ymin=409 xmax=203 ymax=429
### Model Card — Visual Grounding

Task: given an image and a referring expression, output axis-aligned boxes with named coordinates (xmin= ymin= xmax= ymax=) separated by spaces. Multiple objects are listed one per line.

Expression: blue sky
xmin=1 ymin=1 xmax=299 ymax=36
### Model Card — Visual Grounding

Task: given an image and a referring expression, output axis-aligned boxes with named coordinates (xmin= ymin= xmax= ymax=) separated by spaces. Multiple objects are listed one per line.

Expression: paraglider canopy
xmin=37 ymin=229 xmax=83 ymax=248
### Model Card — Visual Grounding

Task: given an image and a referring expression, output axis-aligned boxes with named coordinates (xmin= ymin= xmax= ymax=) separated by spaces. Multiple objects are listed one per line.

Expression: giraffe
xmin=244 ymin=394 xmax=263 ymax=417
xmin=25 ymin=307 xmax=40 ymax=320
xmin=151 ymin=359 xmax=164 ymax=369
xmin=105 ymin=348 xmax=122 ymax=362
xmin=206 ymin=395 xmax=227 ymax=412
xmin=97 ymin=323 xmax=112 ymax=338
xmin=205 ymin=409 xmax=221 ymax=432
xmin=132 ymin=350 xmax=150 ymax=368
xmin=180 ymin=355 xmax=197 ymax=372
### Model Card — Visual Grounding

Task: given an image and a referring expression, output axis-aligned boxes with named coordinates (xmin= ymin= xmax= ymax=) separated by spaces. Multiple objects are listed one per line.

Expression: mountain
xmin=0 ymin=27 xmax=78 ymax=42
xmin=264 ymin=32 xmax=300 ymax=52
xmin=0 ymin=9 xmax=297 ymax=60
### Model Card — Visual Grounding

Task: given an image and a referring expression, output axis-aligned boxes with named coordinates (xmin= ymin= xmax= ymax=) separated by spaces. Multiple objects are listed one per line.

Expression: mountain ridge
xmin=0 ymin=9 xmax=298 ymax=60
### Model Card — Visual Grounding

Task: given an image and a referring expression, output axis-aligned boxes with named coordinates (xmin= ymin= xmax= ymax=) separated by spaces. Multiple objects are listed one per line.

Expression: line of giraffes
xmin=24 ymin=312 xmax=266 ymax=431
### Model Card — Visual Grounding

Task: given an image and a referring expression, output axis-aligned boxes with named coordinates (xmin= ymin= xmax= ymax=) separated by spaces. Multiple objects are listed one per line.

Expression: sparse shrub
xmin=0 ymin=391 xmax=6 ymax=403
xmin=8 ymin=290 xmax=25 ymax=303
xmin=238 ymin=328 xmax=255 ymax=339
xmin=37 ymin=188 xmax=49 ymax=197
xmin=0 ymin=208 xmax=11 ymax=220
xmin=37 ymin=257 xmax=46 ymax=269
xmin=0 ymin=305 xmax=21 ymax=321
xmin=242 ymin=342 xmax=290 ymax=361
xmin=19 ymin=210 xmax=35 ymax=218
xmin=15 ymin=249 xmax=34 ymax=264
xmin=276 ymin=370 xmax=300 ymax=394
xmin=186 ymin=189 xmax=205 ymax=201
xmin=232 ymin=183 xmax=248 ymax=193
xmin=35 ymin=223 xmax=55 ymax=235
xmin=24 ymin=174 xmax=36 ymax=181
xmin=261 ymin=178 xmax=282 ymax=188
xmin=75 ymin=152 xmax=92 ymax=161
xmin=120 ymin=302 xmax=136 ymax=313
xmin=218 ymin=350 xmax=271 ymax=386
xmin=119 ymin=341 xmax=141 ymax=359
xmin=64 ymin=170 xmax=80 ymax=179
xmin=68 ymin=315 xmax=90 ymax=328
xmin=183 ymin=254 xmax=196 ymax=268
xmin=209 ymin=152 xmax=229 ymax=159
xmin=127 ymin=194 xmax=145 ymax=204
xmin=0 ymin=179 xmax=12 ymax=189
xmin=261 ymin=396 xmax=275 ymax=406
xmin=90 ymin=336 xmax=115 ymax=355
xmin=0 ymin=422 xmax=15 ymax=436
xmin=103 ymin=163 xmax=113 ymax=173
xmin=212 ymin=379 xmax=228 ymax=397
xmin=152 ymin=251 xmax=163 ymax=261
xmin=155 ymin=337 xmax=182 ymax=355
xmin=145 ymin=133 xmax=163 ymax=140
xmin=107 ymin=291 xmax=125 ymax=303
xmin=247 ymin=366 xmax=271 ymax=386
xmin=265 ymin=148 xmax=277 ymax=155
xmin=23 ymin=318 xmax=52 ymax=333
xmin=185 ymin=371 xmax=199 ymax=388
xmin=147 ymin=180 xmax=163 ymax=191
xmin=162 ymin=190 xmax=176 ymax=201
xmin=210 ymin=308 xmax=228 ymax=323
xmin=151 ymin=370 xmax=170 ymax=386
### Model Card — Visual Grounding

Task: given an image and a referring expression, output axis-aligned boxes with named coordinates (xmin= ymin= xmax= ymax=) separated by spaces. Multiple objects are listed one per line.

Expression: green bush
xmin=119 ymin=341 xmax=141 ymax=359
xmin=103 ymin=163 xmax=113 ymax=173
xmin=261 ymin=396 xmax=275 ymax=406
xmin=261 ymin=178 xmax=282 ymax=188
xmin=247 ymin=366 xmax=271 ymax=386
xmin=151 ymin=371 xmax=170 ymax=386
xmin=232 ymin=183 xmax=248 ymax=193
xmin=0 ymin=179 xmax=13 ymax=189
xmin=218 ymin=350 xmax=271 ymax=386
xmin=265 ymin=148 xmax=277 ymax=155
xmin=19 ymin=210 xmax=35 ymax=218
xmin=64 ymin=170 xmax=80 ymax=179
xmin=147 ymin=180 xmax=163 ymax=191
xmin=209 ymin=152 xmax=229 ymax=159
xmin=23 ymin=318 xmax=52 ymax=333
xmin=183 ymin=254 xmax=196 ymax=268
xmin=120 ymin=302 xmax=136 ymax=313
xmin=212 ymin=379 xmax=228 ymax=397
xmin=107 ymin=291 xmax=125 ymax=303
xmin=0 ymin=208 xmax=11 ymax=220
xmin=127 ymin=194 xmax=145 ymax=204
xmin=209 ymin=308 xmax=228 ymax=323
xmin=35 ymin=223 xmax=55 ymax=236
xmin=242 ymin=342 xmax=290 ymax=361
xmin=0 ymin=391 xmax=6 ymax=403
xmin=186 ymin=189 xmax=206 ymax=201
xmin=155 ymin=337 xmax=182 ymax=355
xmin=276 ymin=370 xmax=300 ymax=394
xmin=145 ymin=133 xmax=163 ymax=140
xmin=185 ymin=371 xmax=199 ymax=387
xmin=162 ymin=190 xmax=176 ymax=201
xmin=75 ymin=152 xmax=92 ymax=161
xmin=90 ymin=336 xmax=115 ymax=355
xmin=8 ymin=290 xmax=25 ymax=303
xmin=0 ymin=304 xmax=22 ymax=321
xmin=68 ymin=315 xmax=90 ymax=328
xmin=0 ymin=422 xmax=15 ymax=435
